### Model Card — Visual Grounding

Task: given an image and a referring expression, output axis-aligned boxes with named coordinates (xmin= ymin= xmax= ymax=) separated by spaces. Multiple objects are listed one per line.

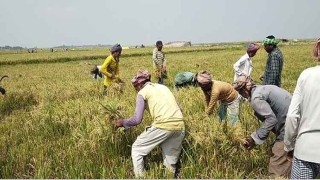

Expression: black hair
xmin=0 ymin=86 xmax=5 ymax=95
xmin=266 ymin=35 xmax=275 ymax=39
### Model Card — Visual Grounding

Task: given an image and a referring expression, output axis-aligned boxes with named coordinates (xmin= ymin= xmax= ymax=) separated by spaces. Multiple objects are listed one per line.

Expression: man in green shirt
xmin=174 ymin=72 xmax=198 ymax=91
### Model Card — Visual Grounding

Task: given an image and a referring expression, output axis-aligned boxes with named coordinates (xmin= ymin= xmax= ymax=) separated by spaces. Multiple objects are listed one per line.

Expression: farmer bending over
xmin=115 ymin=70 xmax=185 ymax=178
xmin=174 ymin=71 xmax=198 ymax=91
xmin=233 ymin=75 xmax=292 ymax=178
xmin=198 ymin=71 xmax=241 ymax=124
xmin=90 ymin=64 xmax=103 ymax=80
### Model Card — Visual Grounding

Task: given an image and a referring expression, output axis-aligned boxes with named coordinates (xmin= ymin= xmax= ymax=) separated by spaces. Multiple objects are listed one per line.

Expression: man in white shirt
xmin=233 ymin=43 xmax=260 ymax=82
xmin=284 ymin=63 xmax=320 ymax=179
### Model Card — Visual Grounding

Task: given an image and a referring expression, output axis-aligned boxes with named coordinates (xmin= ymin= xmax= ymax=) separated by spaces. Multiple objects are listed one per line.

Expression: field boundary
xmin=0 ymin=46 xmax=241 ymax=66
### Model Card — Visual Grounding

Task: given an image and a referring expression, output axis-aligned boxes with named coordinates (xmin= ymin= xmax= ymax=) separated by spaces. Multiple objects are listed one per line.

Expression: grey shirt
xmin=249 ymin=85 xmax=292 ymax=144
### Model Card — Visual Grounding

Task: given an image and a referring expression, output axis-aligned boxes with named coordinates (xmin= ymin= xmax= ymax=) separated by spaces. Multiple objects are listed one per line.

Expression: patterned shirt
xmin=152 ymin=48 xmax=166 ymax=68
xmin=263 ymin=47 xmax=283 ymax=87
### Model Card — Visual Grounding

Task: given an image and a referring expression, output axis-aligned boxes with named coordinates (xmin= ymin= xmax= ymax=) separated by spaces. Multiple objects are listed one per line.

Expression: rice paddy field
xmin=0 ymin=41 xmax=316 ymax=178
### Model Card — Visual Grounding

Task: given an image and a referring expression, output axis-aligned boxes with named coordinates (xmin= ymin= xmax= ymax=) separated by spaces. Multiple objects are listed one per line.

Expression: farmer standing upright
xmin=152 ymin=41 xmax=167 ymax=84
xmin=233 ymin=42 xmax=260 ymax=81
xmin=100 ymin=44 xmax=122 ymax=95
xmin=284 ymin=43 xmax=320 ymax=179
xmin=260 ymin=35 xmax=283 ymax=87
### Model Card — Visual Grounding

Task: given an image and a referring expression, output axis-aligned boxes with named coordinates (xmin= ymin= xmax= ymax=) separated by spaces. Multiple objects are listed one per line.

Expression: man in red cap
xmin=114 ymin=70 xmax=185 ymax=178
xmin=233 ymin=42 xmax=260 ymax=82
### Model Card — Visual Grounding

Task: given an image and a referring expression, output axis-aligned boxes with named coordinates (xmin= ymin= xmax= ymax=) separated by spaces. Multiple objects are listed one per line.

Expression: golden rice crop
xmin=0 ymin=41 xmax=316 ymax=178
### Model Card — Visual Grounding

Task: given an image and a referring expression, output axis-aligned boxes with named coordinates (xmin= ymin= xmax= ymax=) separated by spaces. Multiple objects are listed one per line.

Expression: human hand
xmin=287 ymin=150 xmax=294 ymax=162
xmin=162 ymin=65 xmax=166 ymax=71
xmin=114 ymin=119 xmax=124 ymax=130
xmin=243 ymin=136 xmax=255 ymax=150
xmin=259 ymin=74 xmax=264 ymax=81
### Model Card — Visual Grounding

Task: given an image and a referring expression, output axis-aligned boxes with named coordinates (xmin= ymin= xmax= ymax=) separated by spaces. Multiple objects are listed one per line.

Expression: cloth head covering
xmin=110 ymin=44 xmax=122 ymax=53
xmin=312 ymin=38 xmax=320 ymax=59
xmin=233 ymin=75 xmax=255 ymax=91
xmin=196 ymin=71 xmax=212 ymax=85
xmin=131 ymin=70 xmax=151 ymax=87
xmin=156 ymin=41 xmax=163 ymax=46
xmin=90 ymin=64 xmax=98 ymax=74
xmin=247 ymin=43 xmax=260 ymax=52
xmin=263 ymin=35 xmax=279 ymax=46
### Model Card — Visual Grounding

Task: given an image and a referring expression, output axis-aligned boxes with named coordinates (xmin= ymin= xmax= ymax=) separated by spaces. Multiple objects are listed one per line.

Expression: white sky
xmin=0 ymin=0 xmax=319 ymax=48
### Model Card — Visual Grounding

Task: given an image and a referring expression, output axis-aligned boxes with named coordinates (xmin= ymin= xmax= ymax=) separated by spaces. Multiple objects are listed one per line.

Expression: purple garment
xmin=122 ymin=95 xmax=146 ymax=129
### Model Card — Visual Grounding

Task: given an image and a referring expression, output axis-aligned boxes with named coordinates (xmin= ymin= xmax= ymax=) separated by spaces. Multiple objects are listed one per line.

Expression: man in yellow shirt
xmin=115 ymin=70 xmax=185 ymax=178
xmin=100 ymin=44 xmax=122 ymax=95
xmin=198 ymin=71 xmax=241 ymax=124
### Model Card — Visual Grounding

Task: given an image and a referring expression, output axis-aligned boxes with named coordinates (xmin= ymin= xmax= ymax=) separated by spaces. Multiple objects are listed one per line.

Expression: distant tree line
xmin=0 ymin=46 xmax=24 ymax=50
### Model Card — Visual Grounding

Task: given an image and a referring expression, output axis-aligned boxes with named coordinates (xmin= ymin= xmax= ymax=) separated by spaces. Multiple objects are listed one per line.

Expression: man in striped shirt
xmin=152 ymin=40 xmax=167 ymax=84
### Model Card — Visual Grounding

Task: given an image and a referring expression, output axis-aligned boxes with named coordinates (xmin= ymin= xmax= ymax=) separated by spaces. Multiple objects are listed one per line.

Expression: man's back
xmin=138 ymin=82 xmax=184 ymax=131
xmin=175 ymin=72 xmax=196 ymax=85
xmin=250 ymin=85 xmax=291 ymax=141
